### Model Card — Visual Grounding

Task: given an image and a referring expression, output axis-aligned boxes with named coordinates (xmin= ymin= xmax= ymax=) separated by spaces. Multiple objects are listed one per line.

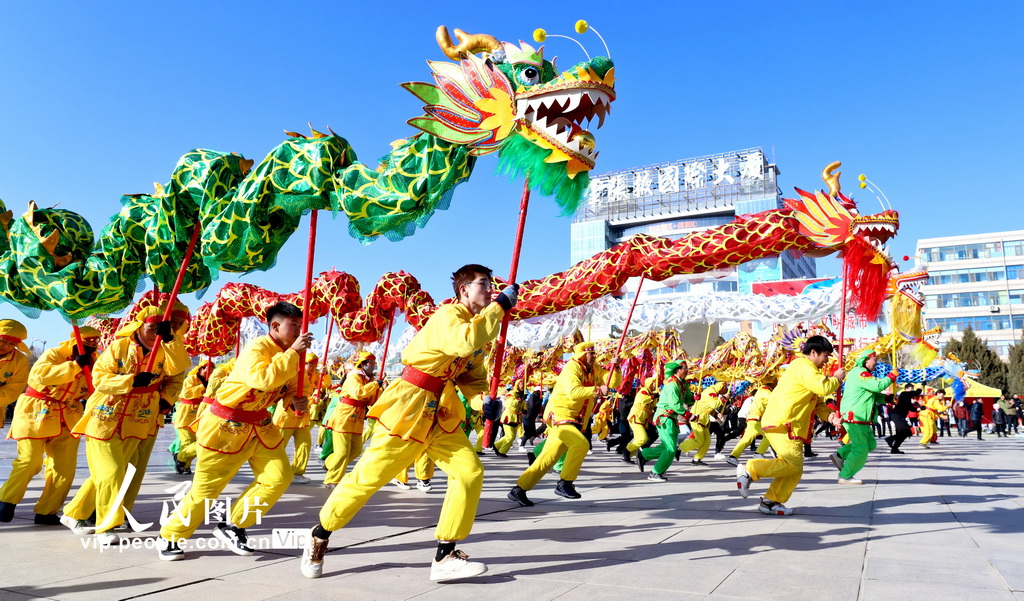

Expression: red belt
xmin=401 ymin=365 xmax=449 ymax=396
xmin=25 ymin=387 xmax=61 ymax=403
xmin=178 ymin=398 xmax=202 ymax=406
xmin=208 ymin=400 xmax=269 ymax=424
xmin=341 ymin=397 xmax=373 ymax=408
xmin=202 ymin=397 xmax=215 ymax=404
xmin=131 ymin=383 xmax=161 ymax=394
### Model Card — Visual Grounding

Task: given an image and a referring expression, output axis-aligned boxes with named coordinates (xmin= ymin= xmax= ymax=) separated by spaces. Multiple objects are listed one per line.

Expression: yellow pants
xmin=64 ymin=436 xmax=143 ymax=533
xmin=730 ymin=420 xmax=771 ymax=458
xmin=0 ymin=430 xmax=80 ymax=515
xmin=624 ymin=422 xmax=649 ymax=457
xmin=472 ymin=424 xmax=485 ymax=452
xmin=324 ymin=430 xmax=363 ymax=485
xmin=160 ymin=436 xmax=293 ymax=541
xmin=678 ymin=421 xmax=711 ymax=460
xmin=395 ymin=453 xmax=436 ymax=484
xmin=746 ymin=433 xmax=803 ymax=504
xmin=123 ymin=433 xmax=157 ymax=512
xmin=281 ymin=427 xmax=312 ymax=475
xmin=517 ymin=424 xmax=587 ymax=490
xmin=361 ymin=420 xmax=376 ymax=445
xmin=493 ymin=423 xmax=522 ymax=455
xmin=177 ymin=427 xmax=198 ymax=468
xmin=919 ymin=414 xmax=937 ymax=445
xmin=318 ymin=425 xmax=482 ymax=541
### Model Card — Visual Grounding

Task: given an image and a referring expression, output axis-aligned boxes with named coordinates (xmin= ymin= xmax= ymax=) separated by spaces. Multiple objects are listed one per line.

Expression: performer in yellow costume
xmin=273 ymin=353 xmax=325 ymax=484
xmin=507 ymin=342 xmax=620 ymax=505
xmin=737 ymin=336 xmax=843 ymax=515
xmin=622 ymin=377 xmax=658 ymax=463
xmin=122 ymin=303 xmax=191 ymax=516
xmin=725 ymin=384 xmax=775 ymax=466
xmin=493 ymin=381 xmax=526 ymax=456
xmin=677 ymin=382 xmax=726 ymax=466
xmin=301 ymin=264 xmax=515 ymax=583
xmin=918 ymin=389 xmax=948 ymax=448
xmin=323 ymin=351 xmax=381 ymax=487
xmin=61 ymin=305 xmax=190 ymax=542
xmin=0 ymin=319 xmax=31 ymax=430
xmin=0 ymin=327 xmax=97 ymax=525
xmin=171 ymin=360 xmax=214 ymax=475
xmin=157 ymin=301 xmax=313 ymax=561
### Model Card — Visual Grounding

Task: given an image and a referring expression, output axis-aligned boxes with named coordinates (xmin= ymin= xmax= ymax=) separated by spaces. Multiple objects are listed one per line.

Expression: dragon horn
xmin=436 ymin=26 xmax=501 ymax=60
xmin=821 ymin=161 xmax=842 ymax=198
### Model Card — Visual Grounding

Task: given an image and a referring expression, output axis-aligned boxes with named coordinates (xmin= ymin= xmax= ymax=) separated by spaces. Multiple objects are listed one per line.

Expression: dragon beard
xmin=841 ymin=235 xmax=891 ymax=321
xmin=495 ymin=134 xmax=591 ymax=215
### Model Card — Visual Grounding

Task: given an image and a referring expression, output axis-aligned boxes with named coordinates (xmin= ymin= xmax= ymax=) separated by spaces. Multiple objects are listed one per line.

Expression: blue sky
xmin=1 ymin=1 xmax=1021 ymax=349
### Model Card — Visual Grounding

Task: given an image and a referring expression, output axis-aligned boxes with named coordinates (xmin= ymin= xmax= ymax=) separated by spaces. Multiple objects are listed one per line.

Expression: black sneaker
xmin=691 ymin=459 xmax=709 ymax=466
xmin=34 ymin=513 xmax=61 ymax=526
xmin=212 ymin=522 xmax=255 ymax=556
xmin=507 ymin=486 xmax=534 ymax=507
xmin=675 ymin=449 xmax=681 ymax=461
xmin=890 ymin=449 xmax=905 ymax=454
xmin=0 ymin=502 xmax=15 ymax=522
xmin=494 ymin=449 xmax=508 ymax=458
xmin=605 ymin=439 xmax=616 ymax=452
xmin=171 ymin=450 xmax=187 ymax=475
xmin=554 ymin=479 xmax=582 ymax=499
xmin=620 ymin=450 xmax=634 ymax=464
xmin=884 ymin=437 xmax=894 ymax=450
xmin=637 ymin=452 xmax=647 ymax=472
xmin=158 ymin=537 xmax=185 ymax=561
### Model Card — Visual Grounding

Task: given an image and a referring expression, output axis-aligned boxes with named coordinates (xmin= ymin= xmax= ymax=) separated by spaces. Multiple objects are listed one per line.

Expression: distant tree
xmin=1008 ymin=343 xmax=1024 ymax=396
xmin=943 ymin=326 xmax=1008 ymax=393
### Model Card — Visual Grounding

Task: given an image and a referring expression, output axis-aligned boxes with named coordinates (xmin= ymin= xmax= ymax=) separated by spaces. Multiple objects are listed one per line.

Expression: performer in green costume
xmin=637 ymin=361 xmax=692 ymax=481
xmin=830 ymin=351 xmax=896 ymax=485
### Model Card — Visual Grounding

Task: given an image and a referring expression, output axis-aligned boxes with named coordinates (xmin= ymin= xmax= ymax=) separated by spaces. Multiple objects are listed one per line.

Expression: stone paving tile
xmin=861 ymin=579 xmax=1016 ymax=601
xmin=710 ymin=569 xmax=860 ymax=601
xmin=554 ymin=582 xmax=706 ymax=600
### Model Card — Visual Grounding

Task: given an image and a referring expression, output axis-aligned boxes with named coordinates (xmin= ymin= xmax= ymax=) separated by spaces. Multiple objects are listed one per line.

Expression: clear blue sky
xmin=1 ymin=1 xmax=1021 ymax=349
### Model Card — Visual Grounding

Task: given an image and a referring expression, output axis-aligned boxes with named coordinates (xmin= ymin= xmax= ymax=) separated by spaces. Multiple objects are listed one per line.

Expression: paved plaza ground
xmin=0 ymin=428 xmax=1022 ymax=601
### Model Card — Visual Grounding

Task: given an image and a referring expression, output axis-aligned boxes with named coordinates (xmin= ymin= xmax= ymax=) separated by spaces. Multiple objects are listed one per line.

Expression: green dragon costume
xmin=0 ymin=25 xmax=614 ymax=321
xmin=836 ymin=352 xmax=896 ymax=480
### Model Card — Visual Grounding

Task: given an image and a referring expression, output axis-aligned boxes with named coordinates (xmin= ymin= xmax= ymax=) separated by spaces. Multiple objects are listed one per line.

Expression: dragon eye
xmin=519 ymin=67 xmax=540 ymax=85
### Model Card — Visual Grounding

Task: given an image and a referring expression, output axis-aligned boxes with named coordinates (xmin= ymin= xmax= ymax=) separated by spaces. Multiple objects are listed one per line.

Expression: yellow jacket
xmin=760 ymin=356 xmax=839 ymax=443
xmin=545 ymin=358 xmax=621 ymax=427
xmin=500 ymin=394 xmax=526 ymax=425
xmin=173 ymin=369 xmax=208 ymax=429
xmin=369 ymin=302 xmax=504 ymax=442
xmin=272 ymin=368 xmax=327 ymax=429
xmin=193 ymin=335 xmax=300 ymax=454
xmin=8 ymin=345 xmax=90 ymax=440
xmin=325 ymin=368 xmax=381 ymax=434
xmin=73 ymin=336 xmax=188 ymax=441
xmin=628 ymin=388 xmax=658 ymax=425
xmin=746 ymin=386 xmax=772 ymax=421
xmin=0 ymin=349 xmax=30 ymax=429
xmin=688 ymin=383 xmax=726 ymax=427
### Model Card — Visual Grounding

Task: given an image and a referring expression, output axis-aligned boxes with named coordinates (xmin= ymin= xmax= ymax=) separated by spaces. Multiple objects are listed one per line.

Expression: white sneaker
xmin=430 ymin=549 xmax=488 ymax=582
xmin=323 ymin=482 xmax=336 ymax=490
xmin=713 ymin=453 xmax=726 ymax=460
xmin=838 ymin=477 xmax=863 ymax=485
xmin=736 ymin=464 xmax=752 ymax=499
xmin=61 ymin=514 xmax=95 ymax=535
xmin=518 ymin=445 xmax=529 ymax=453
xmin=417 ymin=479 xmax=432 ymax=492
xmin=95 ymin=531 xmax=119 ymax=545
xmin=828 ymin=452 xmax=844 ymax=471
xmin=758 ymin=498 xmax=794 ymax=516
xmin=292 ymin=474 xmax=311 ymax=485
xmin=725 ymin=456 xmax=740 ymax=467
xmin=391 ymin=478 xmax=412 ymax=490
xmin=753 ymin=453 xmax=766 ymax=459
xmin=647 ymin=472 xmax=668 ymax=482
xmin=586 ymin=449 xmax=593 ymax=455
xmin=300 ymin=528 xmax=329 ymax=579
xmin=158 ymin=537 xmax=185 ymax=561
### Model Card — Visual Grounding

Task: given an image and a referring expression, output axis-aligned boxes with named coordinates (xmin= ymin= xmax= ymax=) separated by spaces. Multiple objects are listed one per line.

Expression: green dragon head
xmin=402 ymin=26 xmax=616 ymax=214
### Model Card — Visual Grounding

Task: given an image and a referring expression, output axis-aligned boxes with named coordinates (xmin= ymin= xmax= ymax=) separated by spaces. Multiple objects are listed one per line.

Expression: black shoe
xmin=158 ymin=537 xmax=185 ymax=561
xmin=526 ymin=452 xmax=536 ymax=466
xmin=605 ymin=439 xmax=615 ymax=452
xmin=494 ymin=449 xmax=508 ymax=458
xmin=804 ymin=451 xmax=817 ymax=458
xmin=620 ymin=450 xmax=634 ymax=464
xmin=34 ymin=513 xmax=61 ymax=526
xmin=890 ymin=449 xmax=905 ymax=454
xmin=637 ymin=452 xmax=647 ymax=473
xmin=171 ymin=450 xmax=188 ymax=475
xmin=554 ymin=479 xmax=582 ymax=499
xmin=675 ymin=449 xmax=681 ymax=461
xmin=0 ymin=502 xmax=15 ymax=522
xmin=884 ymin=437 xmax=894 ymax=450
xmin=691 ymin=459 xmax=709 ymax=466
xmin=507 ymin=486 xmax=534 ymax=507
xmin=212 ymin=522 xmax=255 ymax=556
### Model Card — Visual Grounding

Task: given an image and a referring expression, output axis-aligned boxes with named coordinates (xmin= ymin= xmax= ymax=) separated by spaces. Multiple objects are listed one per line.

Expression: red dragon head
xmin=782 ymin=162 xmax=899 ymax=320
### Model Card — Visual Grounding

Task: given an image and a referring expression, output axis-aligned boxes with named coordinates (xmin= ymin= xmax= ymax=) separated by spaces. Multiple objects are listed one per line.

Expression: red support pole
xmin=296 ymin=210 xmax=319 ymax=401
xmin=380 ymin=313 xmax=395 ymax=379
xmin=143 ymin=222 xmax=202 ymax=372
xmin=487 ymin=182 xmax=531 ymax=398
xmin=838 ymin=276 xmax=849 ymax=365
xmin=315 ymin=313 xmax=335 ymax=396
xmin=606 ymin=277 xmax=645 ymax=388
xmin=71 ymin=323 xmax=93 ymax=394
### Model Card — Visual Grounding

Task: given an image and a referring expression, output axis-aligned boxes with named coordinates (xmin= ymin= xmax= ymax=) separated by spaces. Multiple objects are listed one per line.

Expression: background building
xmin=916 ymin=230 xmax=1024 ymax=360
xmin=570 ymin=147 xmax=816 ymax=351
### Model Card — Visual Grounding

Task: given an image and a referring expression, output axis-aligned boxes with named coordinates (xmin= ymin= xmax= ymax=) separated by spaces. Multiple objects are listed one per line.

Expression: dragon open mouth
xmin=852 ymin=209 xmax=900 ymax=252
xmin=517 ymin=89 xmax=612 ymax=166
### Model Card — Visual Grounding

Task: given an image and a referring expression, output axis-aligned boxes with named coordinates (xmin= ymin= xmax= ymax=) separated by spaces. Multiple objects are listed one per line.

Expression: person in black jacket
xmin=885 ymin=385 xmax=920 ymax=453
xmin=519 ymin=388 xmax=546 ymax=448
xmin=967 ymin=400 xmax=986 ymax=440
